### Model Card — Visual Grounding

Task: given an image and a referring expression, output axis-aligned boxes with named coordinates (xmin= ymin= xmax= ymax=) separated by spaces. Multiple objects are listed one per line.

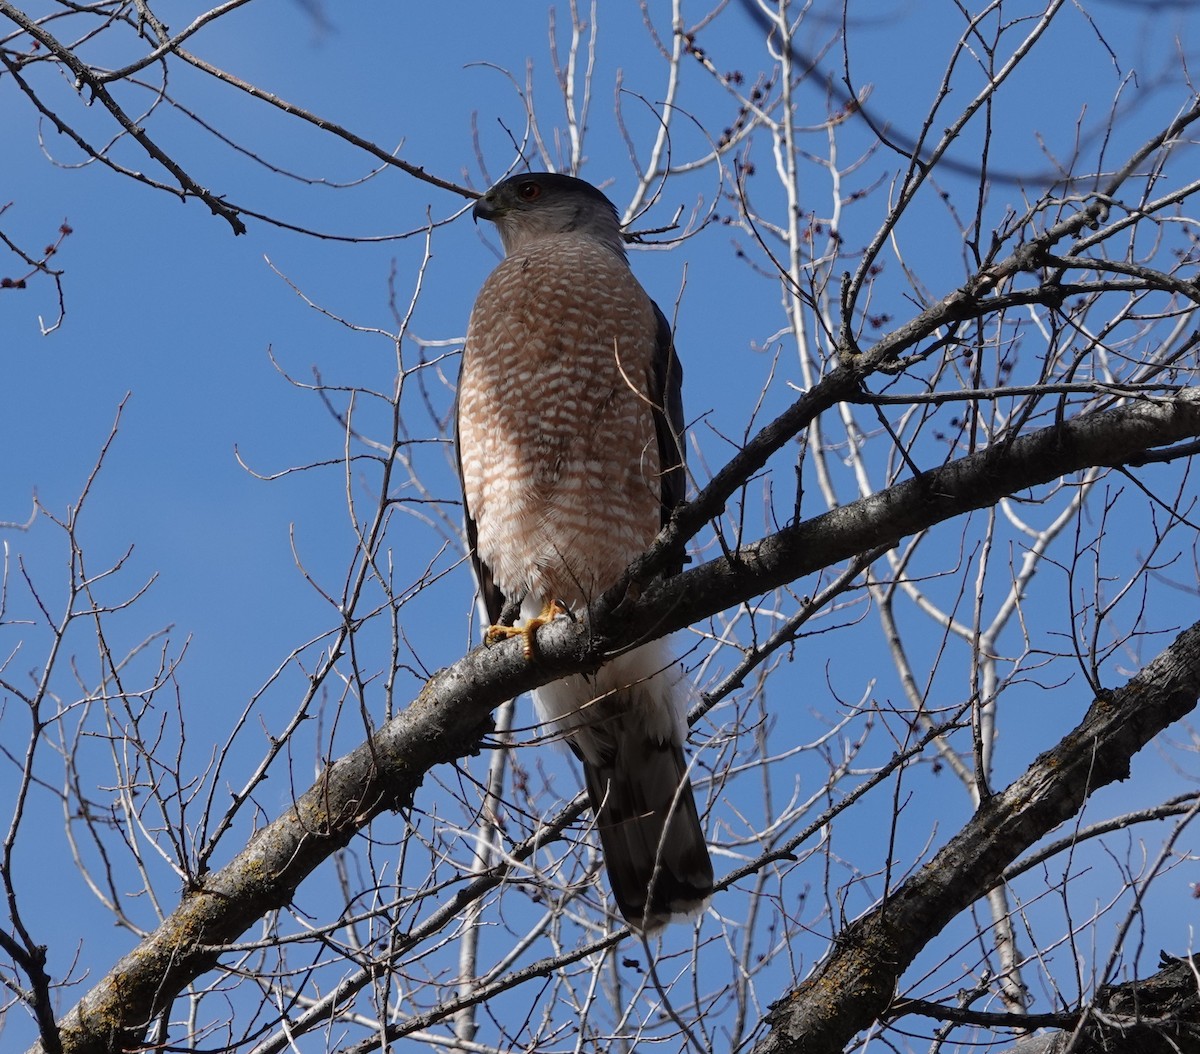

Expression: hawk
xmin=456 ymin=172 xmax=714 ymax=929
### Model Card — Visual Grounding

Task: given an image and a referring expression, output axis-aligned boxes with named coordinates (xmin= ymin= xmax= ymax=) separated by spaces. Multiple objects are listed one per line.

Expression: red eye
xmin=517 ymin=181 xmax=541 ymax=201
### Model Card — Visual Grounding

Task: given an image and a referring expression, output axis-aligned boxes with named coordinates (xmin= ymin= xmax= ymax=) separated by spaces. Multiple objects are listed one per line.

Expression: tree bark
xmin=999 ymin=953 xmax=1200 ymax=1054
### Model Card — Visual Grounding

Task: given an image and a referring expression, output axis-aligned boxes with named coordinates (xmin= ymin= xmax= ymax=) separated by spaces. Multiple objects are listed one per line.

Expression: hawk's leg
xmin=486 ymin=599 xmax=569 ymax=660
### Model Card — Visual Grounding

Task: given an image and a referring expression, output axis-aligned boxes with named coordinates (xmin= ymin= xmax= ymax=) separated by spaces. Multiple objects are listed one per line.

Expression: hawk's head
xmin=473 ymin=172 xmax=625 ymax=258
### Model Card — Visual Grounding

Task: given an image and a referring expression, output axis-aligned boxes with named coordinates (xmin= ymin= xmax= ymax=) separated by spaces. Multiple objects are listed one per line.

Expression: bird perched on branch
xmin=455 ymin=171 xmax=713 ymax=929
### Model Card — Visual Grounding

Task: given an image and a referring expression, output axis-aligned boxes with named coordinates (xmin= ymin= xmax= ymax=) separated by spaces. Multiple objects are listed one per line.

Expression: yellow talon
xmin=486 ymin=599 xmax=569 ymax=660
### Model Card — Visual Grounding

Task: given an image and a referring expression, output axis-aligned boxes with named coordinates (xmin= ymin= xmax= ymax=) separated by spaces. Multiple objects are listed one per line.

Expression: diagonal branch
xmin=33 ymin=387 xmax=1200 ymax=1054
xmin=754 ymin=623 xmax=1200 ymax=1054
xmin=0 ymin=0 xmax=247 ymax=234
xmin=630 ymin=389 xmax=1200 ymax=636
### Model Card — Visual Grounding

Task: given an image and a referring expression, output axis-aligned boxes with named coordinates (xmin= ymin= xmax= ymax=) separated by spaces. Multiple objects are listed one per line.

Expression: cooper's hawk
xmin=456 ymin=172 xmax=714 ymax=929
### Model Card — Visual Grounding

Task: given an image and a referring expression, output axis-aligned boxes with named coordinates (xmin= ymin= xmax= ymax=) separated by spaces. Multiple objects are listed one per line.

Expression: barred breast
xmin=457 ymin=235 xmax=664 ymax=611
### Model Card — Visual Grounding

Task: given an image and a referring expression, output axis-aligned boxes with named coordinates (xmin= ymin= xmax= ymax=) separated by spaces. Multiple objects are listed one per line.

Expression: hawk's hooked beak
xmin=472 ymin=193 xmax=500 ymax=224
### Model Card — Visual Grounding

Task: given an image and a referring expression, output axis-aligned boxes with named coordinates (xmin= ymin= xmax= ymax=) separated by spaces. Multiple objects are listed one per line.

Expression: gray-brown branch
xmin=753 ymin=629 xmax=1200 ymax=1054
xmin=32 ymin=388 xmax=1200 ymax=1054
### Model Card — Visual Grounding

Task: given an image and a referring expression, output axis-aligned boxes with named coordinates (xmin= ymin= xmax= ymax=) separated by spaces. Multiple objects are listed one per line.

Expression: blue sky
xmin=4 ymin=1 xmax=1200 ymax=1050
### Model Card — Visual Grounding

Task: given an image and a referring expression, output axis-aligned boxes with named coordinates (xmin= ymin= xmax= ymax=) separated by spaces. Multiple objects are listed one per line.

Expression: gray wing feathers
xmin=650 ymin=300 xmax=686 ymax=557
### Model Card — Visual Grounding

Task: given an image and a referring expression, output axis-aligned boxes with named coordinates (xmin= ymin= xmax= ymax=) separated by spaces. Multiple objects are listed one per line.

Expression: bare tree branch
xmin=30 ymin=383 xmax=1200 ymax=1054
xmin=757 ymin=626 xmax=1200 ymax=1054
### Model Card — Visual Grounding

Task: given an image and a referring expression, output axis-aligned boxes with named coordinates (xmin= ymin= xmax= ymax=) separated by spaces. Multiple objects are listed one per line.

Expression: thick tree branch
xmin=634 ymin=389 xmax=1200 ymax=634
xmin=753 ymin=628 xmax=1200 ymax=1054
xmin=891 ymin=952 xmax=1200 ymax=1052
xmin=33 ymin=388 xmax=1200 ymax=1054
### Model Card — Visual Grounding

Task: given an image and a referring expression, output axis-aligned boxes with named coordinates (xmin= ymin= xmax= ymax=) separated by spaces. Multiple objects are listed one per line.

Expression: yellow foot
xmin=486 ymin=599 xmax=569 ymax=660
